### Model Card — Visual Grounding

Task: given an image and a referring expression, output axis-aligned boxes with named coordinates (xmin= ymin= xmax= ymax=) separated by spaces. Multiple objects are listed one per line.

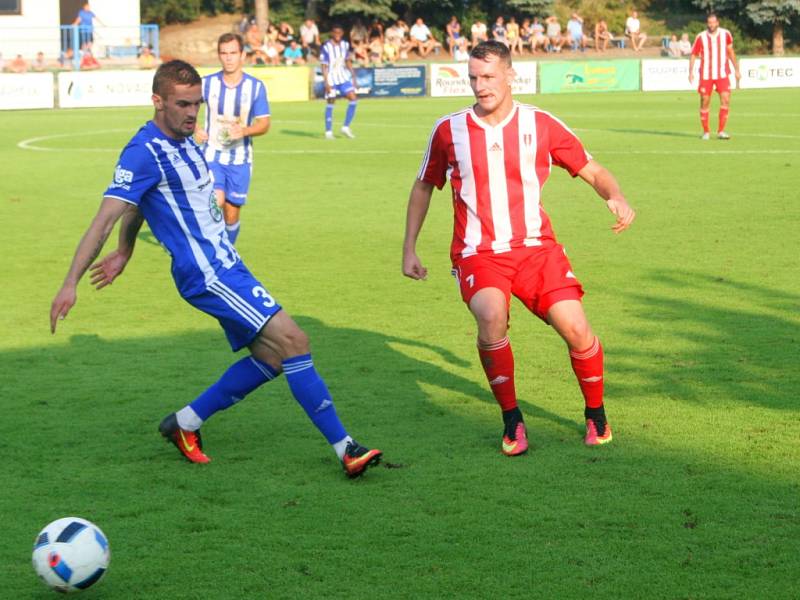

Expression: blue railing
xmin=59 ymin=24 xmax=159 ymax=70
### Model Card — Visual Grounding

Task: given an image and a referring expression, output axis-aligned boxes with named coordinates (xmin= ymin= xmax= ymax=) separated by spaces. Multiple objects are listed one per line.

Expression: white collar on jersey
xmin=469 ymin=101 xmax=519 ymax=130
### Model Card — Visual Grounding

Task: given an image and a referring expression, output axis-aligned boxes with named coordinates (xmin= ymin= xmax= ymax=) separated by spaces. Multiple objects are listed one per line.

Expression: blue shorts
xmin=326 ymin=81 xmax=355 ymax=99
xmin=184 ymin=262 xmax=282 ymax=352
xmin=208 ymin=161 xmax=252 ymax=206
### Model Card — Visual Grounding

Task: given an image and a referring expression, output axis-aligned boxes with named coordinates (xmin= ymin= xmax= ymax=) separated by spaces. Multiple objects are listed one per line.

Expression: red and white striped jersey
xmin=692 ymin=28 xmax=733 ymax=80
xmin=418 ymin=102 xmax=591 ymax=262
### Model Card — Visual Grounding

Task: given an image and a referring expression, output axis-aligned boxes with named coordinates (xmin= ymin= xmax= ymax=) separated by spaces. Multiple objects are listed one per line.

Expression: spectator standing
xmin=471 ymin=19 xmax=488 ymax=46
xmin=545 ymin=15 xmax=564 ymax=52
xmin=492 ymin=16 xmax=508 ymax=47
xmin=409 ymin=17 xmax=439 ymax=58
xmin=567 ymin=13 xmax=587 ymax=51
xmin=300 ymin=19 xmax=321 ymax=60
xmin=72 ymin=2 xmax=104 ymax=47
xmin=594 ymin=19 xmax=612 ymax=52
xmin=625 ymin=10 xmax=647 ymax=51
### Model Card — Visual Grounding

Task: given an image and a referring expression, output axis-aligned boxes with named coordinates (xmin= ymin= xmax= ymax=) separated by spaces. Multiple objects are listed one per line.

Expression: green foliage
xmin=745 ymin=0 xmax=800 ymax=25
xmin=329 ymin=0 xmax=397 ymax=21
xmin=503 ymin=0 xmax=554 ymax=16
xmin=2 ymin=91 xmax=800 ymax=598
xmin=142 ymin=0 xmax=204 ymax=25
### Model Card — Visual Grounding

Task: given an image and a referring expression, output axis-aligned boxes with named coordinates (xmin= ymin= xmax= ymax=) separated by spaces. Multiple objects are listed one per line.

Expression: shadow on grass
xmin=604 ymin=128 xmax=699 ymax=139
xmin=279 ymin=129 xmax=321 ymax=138
xmin=611 ymin=269 xmax=799 ymax=410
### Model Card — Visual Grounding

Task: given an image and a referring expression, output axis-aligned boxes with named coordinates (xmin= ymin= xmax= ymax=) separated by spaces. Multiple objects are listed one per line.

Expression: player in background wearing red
xmin=402 ymin=41 xmax=635 ymax=455
xmin=689 ymin=13 xmax=741 ymax=140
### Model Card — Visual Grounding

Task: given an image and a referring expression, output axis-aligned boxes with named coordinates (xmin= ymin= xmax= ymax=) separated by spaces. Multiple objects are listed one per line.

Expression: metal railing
xmin=59 ymin=24 xmax=159 ymax=70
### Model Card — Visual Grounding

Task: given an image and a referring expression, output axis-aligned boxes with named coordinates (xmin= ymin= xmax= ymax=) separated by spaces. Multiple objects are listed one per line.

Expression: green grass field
xmin=2 ymin=88 xmax=799 ymax=599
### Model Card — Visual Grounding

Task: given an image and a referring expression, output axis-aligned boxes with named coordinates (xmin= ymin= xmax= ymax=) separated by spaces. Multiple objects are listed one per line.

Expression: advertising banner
xmin=430 ymin=62 xmax=537 ymax=97
xmin=539 ymin=60 xmax=639 ymax=94
xmin=642 ymin=59 xmax=739 ymax=91
xmin=58 ymin=70 xmax=153 ymax=108
xmin=372 ymin=66 xmax=426 ymax=97
xmin=739 ymin=57 xmax=800 ymax=89
xmin=198 ymin=66 xmax=310 ymax=102
xmin=0 ymin=73 xmax=54 ymax=110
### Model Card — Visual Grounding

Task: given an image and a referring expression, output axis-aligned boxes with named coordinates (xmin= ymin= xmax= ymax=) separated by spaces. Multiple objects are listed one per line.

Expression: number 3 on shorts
xmin=252 ymin=286 xmax=276 ymax=308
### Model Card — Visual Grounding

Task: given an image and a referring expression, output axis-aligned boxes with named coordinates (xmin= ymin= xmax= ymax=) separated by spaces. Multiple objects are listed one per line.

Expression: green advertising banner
xmin=539 ymin=60 xmax=640 ymax=94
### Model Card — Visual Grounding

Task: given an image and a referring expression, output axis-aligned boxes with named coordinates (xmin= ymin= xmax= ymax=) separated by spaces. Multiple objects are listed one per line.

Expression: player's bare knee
xmin=475 ymin=309 xmax=508 ymax=341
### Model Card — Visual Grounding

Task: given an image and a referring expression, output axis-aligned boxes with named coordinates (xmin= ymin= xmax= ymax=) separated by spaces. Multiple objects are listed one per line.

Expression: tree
xmin=328 ymin=0 xmax=396 ymax=21
xmin=255 ymin=0 xmax=269 ymax=30
xmin=745 ymin=0 xmax=800 ymax=55
xmin=503 ymin=0 xmax=553 ymax=14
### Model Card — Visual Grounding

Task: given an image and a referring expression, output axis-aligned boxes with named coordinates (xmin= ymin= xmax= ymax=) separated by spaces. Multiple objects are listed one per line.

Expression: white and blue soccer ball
xmin=32 ymin=517 xmax=110 ymax=593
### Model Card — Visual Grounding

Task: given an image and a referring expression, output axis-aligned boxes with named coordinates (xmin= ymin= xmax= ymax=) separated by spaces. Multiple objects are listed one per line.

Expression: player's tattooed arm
xmin=50 ymin=197 xmax=131 ymax=333
xmin=88 ymin=203 xmax=143 ymax=291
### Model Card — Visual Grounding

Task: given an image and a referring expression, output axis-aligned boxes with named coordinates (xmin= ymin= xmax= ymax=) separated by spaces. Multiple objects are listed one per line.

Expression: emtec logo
xmin=749 ymin=65 xmax=794 ymax=80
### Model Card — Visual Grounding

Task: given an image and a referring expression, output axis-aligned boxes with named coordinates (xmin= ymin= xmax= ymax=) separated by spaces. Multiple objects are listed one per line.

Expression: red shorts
xmin=698 ymin=77 xmax=730 ymax=95
xmin=451 ymin=243 xmax=584 ymax=321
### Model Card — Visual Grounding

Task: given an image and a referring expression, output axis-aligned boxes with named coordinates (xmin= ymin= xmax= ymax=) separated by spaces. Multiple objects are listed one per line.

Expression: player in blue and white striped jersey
xmin=195 ymin=33 xmax=270 ymax=244
xmin=320 ymin=25 xmax=358 ymax=139
xmin=49 ymin=60 xmax=382 ymax=478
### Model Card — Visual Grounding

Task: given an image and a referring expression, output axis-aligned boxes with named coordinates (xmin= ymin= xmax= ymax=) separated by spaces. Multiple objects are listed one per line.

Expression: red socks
xmin=700 ymin=109 xmax=710 ymax=134
xmin=478 ymin=337 xmax=517 ymax=411
xmin=718 ymin=106 xmax=729 ymax=133
xmin=569 ymin=337 xmax=604 ymax=409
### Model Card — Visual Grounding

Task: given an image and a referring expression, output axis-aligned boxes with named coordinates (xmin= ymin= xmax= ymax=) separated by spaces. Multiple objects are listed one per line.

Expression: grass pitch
xmin=1 ymin=89 xmax=799 ymax=599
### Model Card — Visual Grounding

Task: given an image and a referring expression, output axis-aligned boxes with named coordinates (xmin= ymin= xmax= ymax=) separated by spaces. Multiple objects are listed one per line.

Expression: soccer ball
xmin=32 ymin=517 xmax=110 ymax=593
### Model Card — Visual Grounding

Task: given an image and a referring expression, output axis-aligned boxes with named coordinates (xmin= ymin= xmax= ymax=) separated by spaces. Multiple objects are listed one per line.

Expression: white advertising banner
xmin=641 ymin=59 xmax=736 ymax=92
xmin=431 ymin=62 xmax=537 ymax=97
xmin=58 ymin=70 xmax=155 ymax=108
xmin=739 ymin=57 xmax=800 ymax=89
xmin=0 ymin=73 xmax=54 ymax=110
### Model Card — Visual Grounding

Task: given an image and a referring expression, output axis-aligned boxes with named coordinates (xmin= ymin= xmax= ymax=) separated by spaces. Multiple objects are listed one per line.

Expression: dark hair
xmin=707 ymin=12 xmax=718 ymax=20
xmin=470 ymin=40 xmax=512 ymax=67
xmin=218 ymin=32 xmax=244 ymax=52
xmin=152 ymin=60 xmax=201 ymax=98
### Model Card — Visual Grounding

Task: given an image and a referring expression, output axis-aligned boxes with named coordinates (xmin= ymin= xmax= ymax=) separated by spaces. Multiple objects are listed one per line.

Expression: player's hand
xmin=688 ymin=72 xmax=694 ymax=84
xmin=606 ymin=197 xmax=635 ymax=234
xmin=89 ymin=250 xmax=130 ymax=290
xmin=228 ymin=123 xmax=245 ymax=141
xmin=735 ymin=71 xmax=741 ymax=89
xmin=402 ymin=251 xmax=428 ymax=280
xmin=194 ymin=129 xmax=209 ymax=144
xmin=50 ymin=285 xmax=77 ymax=334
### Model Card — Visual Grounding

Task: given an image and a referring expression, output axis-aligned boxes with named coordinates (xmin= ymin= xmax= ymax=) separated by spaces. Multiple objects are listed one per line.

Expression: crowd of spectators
xmin=231 ymin=9 xmax=660 ymax=67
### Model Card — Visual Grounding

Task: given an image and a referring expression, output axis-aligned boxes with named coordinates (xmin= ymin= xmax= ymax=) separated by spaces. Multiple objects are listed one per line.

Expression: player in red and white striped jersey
xmin=689 ymin=13 xmax=741 ymax=140
xmin=402 ymin=41 xmax=635 ymax=453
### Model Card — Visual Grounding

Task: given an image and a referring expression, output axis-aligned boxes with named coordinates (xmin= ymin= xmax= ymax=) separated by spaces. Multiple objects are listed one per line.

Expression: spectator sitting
xmin=678 ymin=33 xmax=692 ymax=56
xmin=299 ymin=18 xmax=321 ymax=60
xmin=9 ymin=53 xmax=29 ymax=73
xmin=368 ymin=19 xmax=384 ymax=42
xmin=445 ymin=15 xmax=463 ymax=57
xmin=79 ymin=47 xmax=101 ymax=70
xmin=471 ymin=19 xmax=488 ymax=46
xmin=385 ymin=20 xmax=412 ymax=60
xmin=137 ymin=45 xmax=159 ymax=69
xmin=594 ymin=19 xmax=612 ymax=52
xmin=58 ymin=47 xmax=74 ymax=69
xmin=244 ymin=23 xmax=266 ymax=64
xmin=667 ymin=34 xmax=681 ymax=58
xmin=266 ymin=23 xmax=285 ymax=54
xmin=520 ymin=18 xmax=533 ymax=54
xmin=262 ymin=38 xmax=281 ymax=65
xmin=283 ymin=39 xmax=305 ymax=65
xmin=530 ymin=17 xmax=547 ymax=53
xmin=0 ymin=52 xmax=5 ymax=72
xmin=545 ymin=15 xmax=564 ymax=52
xmin=352 ymin=37 xmax=369 ymax=65
xmin=32 ymin=51 xmax=47 ymax=72
xmin=507 ymin=17 xmax=523 ymax=54
xmin=567 ymin=13 xmax=587 ymax=51
xmin=350 ymin=20 xmax=368 ymax=47
xmin=454 ymin=37 xmax=469 ymax=62
xmin=409 ymin=17 xmax=440 ymax=58
xmin=368 ymin=35 xmax=384 ymax=66
xmin=625 ymin=10 xmax=647 ymax=51
xmin=492 ymin=16 xmax=508 ymax=47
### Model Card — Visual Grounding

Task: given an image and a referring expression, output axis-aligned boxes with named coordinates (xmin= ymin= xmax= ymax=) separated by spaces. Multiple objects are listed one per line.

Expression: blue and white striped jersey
xmin=320 ymin=39 xmax=352 ymax=85
xmin=104 ymin=121 xmax=240 ymax=298
xmin=201 ymin=71 xmax=270 ymax=166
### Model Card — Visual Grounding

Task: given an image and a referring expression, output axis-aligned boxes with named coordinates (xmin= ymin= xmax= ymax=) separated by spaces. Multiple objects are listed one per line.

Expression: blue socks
xmin=226 ymin=221 xmax=240 ymax=244
xmin=324 ymin=104 xmax=334 ymax=132
xmin=344 ymin=101 xmax=357 ymax=127
xmin=188 ymin=356 xmax=278 ymax=421
xmin=282 ymin=354 xmax=347 ymax=444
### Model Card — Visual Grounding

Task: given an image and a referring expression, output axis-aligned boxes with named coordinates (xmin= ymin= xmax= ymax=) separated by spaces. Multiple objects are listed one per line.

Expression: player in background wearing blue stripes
xmin=195 ymin=33 xmax=269 ymax=245
xmin=49 ymin=60 xmax=382 ymax=478
xmin=320 ymin=25 xmax=358 ymax=139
